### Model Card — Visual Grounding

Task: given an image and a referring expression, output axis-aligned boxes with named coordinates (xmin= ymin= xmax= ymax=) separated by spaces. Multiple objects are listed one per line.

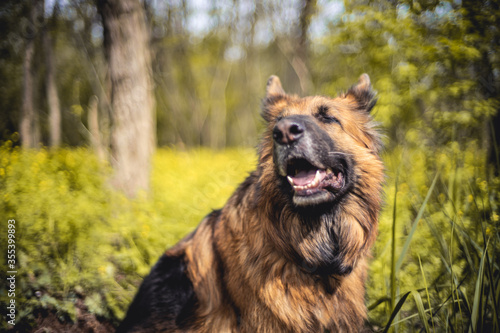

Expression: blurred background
xmin=0 ymin=0 xmax=499 ymax=331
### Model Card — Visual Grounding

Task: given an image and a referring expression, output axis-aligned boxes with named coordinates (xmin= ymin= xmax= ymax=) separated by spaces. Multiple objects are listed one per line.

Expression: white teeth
xmin=292 ymin=169 xmax=323 ymax=191
xmin=308 ymin=170 xmax=320 ymax=188
xmin=326 ymin=168 xmax=333 ymax=175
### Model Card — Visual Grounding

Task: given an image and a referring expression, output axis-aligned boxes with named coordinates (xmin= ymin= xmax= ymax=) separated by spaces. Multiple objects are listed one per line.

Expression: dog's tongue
xmin=292 ymin=170 xmax=317 ymax=186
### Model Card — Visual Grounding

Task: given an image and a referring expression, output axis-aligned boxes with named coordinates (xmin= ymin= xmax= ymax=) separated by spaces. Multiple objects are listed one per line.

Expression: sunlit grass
xmin=151 ymin=147 xmax=257 ymax=244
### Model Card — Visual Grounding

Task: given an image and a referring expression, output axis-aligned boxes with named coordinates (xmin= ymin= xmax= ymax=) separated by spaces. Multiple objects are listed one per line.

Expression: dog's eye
xmin=320 ymin=115 xmax=340 ymax=124
xmin=316 ymin=106 xmax=340 ymax=125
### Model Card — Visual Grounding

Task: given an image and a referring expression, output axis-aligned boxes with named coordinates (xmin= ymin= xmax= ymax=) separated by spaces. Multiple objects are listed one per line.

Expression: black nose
xmin=273 ymin=118 xmax=304 ymax=145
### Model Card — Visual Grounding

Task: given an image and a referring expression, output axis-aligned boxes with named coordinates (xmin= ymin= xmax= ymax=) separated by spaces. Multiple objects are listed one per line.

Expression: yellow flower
xmin=492 ymin=212 xmax=499 ymax=222
xmin=141 ymin=224 xmax=151 ymax=237
xmin=480 ymin=181 xmax=487 ymax=191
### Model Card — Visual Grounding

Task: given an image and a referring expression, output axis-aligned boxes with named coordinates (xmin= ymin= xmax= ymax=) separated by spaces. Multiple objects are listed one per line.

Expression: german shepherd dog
xmin=118 ymin=74 xmax=384 ymax=332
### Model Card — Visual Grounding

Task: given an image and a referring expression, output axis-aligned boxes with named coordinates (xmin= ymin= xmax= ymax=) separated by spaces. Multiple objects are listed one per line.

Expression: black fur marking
xmin=316 ymin=105 xmax=340 ymax=125
xmin=117 ymin=254 xmax=197 ymax=332
xmin=347 ymin=85 xmax=377 ymax=114
xmin=318 ymin=105 xmax=329 ymax=115
xmin=206 ymin=209 xmax=222 ymax=224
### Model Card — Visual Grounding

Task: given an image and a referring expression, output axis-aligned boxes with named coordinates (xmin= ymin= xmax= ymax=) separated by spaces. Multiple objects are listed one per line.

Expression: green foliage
xmin=312 ymin=0 xmax=499 ymax=150
xmin=0 ymin=142 xmax=256 ymax=329
xmin=367 ymin=142 xmax=500 ymax=331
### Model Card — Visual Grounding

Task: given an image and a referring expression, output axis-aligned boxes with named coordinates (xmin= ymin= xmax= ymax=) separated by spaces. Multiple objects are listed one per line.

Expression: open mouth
xmin=285 ymin=158 xmax=345 ymax=198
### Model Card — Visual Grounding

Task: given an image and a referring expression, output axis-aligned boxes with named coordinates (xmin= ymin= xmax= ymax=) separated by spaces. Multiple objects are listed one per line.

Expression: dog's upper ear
xmin=346 ymin=74 xmax=377 ymax=113
xmin=262 ymin=75 xmax=286 ymax=122
xmin=266 ymin=75 xmax=285 ymax=97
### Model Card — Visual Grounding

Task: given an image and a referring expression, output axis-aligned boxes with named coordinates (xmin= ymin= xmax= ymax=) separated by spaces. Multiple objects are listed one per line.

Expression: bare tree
xmin=20 ymin=0 xmax=43 ymax=148
xmin=294 ymin=0 xmax=316 ymax=94
xmin=96 ymin=0 xmax=156 ymax=197
xmin=273 ymin=0 xmax=316 ymax=95
xmin=87 ymin=95 xmax=106 ymax=161
xmin=44 ymin=1 xmax=61 ymax=147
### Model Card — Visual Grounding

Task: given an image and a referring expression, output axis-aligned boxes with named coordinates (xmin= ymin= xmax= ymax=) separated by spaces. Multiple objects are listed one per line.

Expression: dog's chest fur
xmin=176 ymin=191 xmax=368 ymax=333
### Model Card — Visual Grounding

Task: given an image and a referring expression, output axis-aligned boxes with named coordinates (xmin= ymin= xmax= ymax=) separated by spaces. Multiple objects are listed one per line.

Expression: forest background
xmin=0 ymin=0 xmax=499 ymax=331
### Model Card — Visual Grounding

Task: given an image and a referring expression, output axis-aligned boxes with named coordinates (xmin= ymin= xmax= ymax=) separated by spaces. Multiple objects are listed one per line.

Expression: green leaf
xmin=469 ymin=241 xmax=488 ymax=333
xmin=411 ymin=290 xmax=431 ymax=333
xmin=396 ymin=173 xmax=439 ymax=272
xmin=383 ymin=291 xmax=412 ymax=333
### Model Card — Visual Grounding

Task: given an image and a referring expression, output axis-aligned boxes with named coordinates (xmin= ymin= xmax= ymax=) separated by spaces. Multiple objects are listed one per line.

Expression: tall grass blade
xmin=383 ymin=291 xmax=411 ymax=333
xmin=494 ymin=270 xmax=500 ymax=333
xmin=468 ymin=240 xmax=488 ymax=333
xmin=390 ymin=172 xmax=399 ymax=316
xmin=485 ymin=251 xmax=499 ymax=332
xmin=419 ymin=255 xmax=435 ymax=332
xmin=453 ymin=223 xmax=499 ymax=270
xmin=489 ymin=120 xmax=500 ymax=170
xmin=411 ymin=290 xmax=431 ymax=333
xmin=368 ymin=297 xmax=391 ymax=311
xmin=450 ymin=212 xmax=464 ymax=330
xmin=390 ymin=297 xmax=463 ymax=327
xmin=457 ymin=287 xmax=471 ymax=317
xmin=396 ymin=173 xmax=439 ymax=272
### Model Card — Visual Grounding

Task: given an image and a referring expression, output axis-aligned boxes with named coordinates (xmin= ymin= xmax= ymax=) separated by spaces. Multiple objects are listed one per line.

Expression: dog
xmin=118 ymin=74 xmax=384 ymax=332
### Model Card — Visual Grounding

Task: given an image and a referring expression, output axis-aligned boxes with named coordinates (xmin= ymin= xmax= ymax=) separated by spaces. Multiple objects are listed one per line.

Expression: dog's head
xmin=260 ymin=74 xmax=382 ymax=208
xmin=257 ymin=75 xmax=384 ymax=275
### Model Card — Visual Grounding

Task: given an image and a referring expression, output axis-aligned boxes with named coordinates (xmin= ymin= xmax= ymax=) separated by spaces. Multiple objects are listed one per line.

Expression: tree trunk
xmin=88 ymin=95 xmax=106 ymax=161
xmin=44 ymin=3 xmax=61 ymax=148
xmin=20 ymin=0 xmax=42 ymax=148
xmin=97 ymin=0 xmax=155 ymax=197
xmin=274 ymin=0 xmax=315 ymax=95
xmin=462 ymin=0 xmax=500 ymax=173
xmin=295 ymin=0 xmax=316 ymax=94
xmin=208 ymin=61 xmax=231 ymax=149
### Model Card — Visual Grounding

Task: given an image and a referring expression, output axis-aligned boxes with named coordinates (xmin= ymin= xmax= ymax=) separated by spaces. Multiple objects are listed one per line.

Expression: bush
xmin=0 ymin=142 xmax=256 ymax=330
xmin=367 ymin=140 xmax=500 ymax=332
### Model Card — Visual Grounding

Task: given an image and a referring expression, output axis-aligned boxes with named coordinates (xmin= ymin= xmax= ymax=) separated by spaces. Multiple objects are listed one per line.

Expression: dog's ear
xmin=346 ymin=74 xmax=377 ymax=113
xmin=266 ymin=75 xmax=285 ymax=97
xmin=262 ymin=75 xmax=286 ymax=122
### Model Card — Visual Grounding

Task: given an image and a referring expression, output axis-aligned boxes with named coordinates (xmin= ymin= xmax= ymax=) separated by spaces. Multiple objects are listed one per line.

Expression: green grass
xmin=0 ymin=139 xmax=498 ymax=331
xmin=367 ymin=142 xmax=499 ymax=332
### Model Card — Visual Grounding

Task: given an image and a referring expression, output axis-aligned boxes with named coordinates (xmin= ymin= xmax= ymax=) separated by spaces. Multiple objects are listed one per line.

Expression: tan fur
xmin=121 ymin=75 xmax=383 ymax=333
xmin=156 ymin=75 xmax=384 ymax=332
